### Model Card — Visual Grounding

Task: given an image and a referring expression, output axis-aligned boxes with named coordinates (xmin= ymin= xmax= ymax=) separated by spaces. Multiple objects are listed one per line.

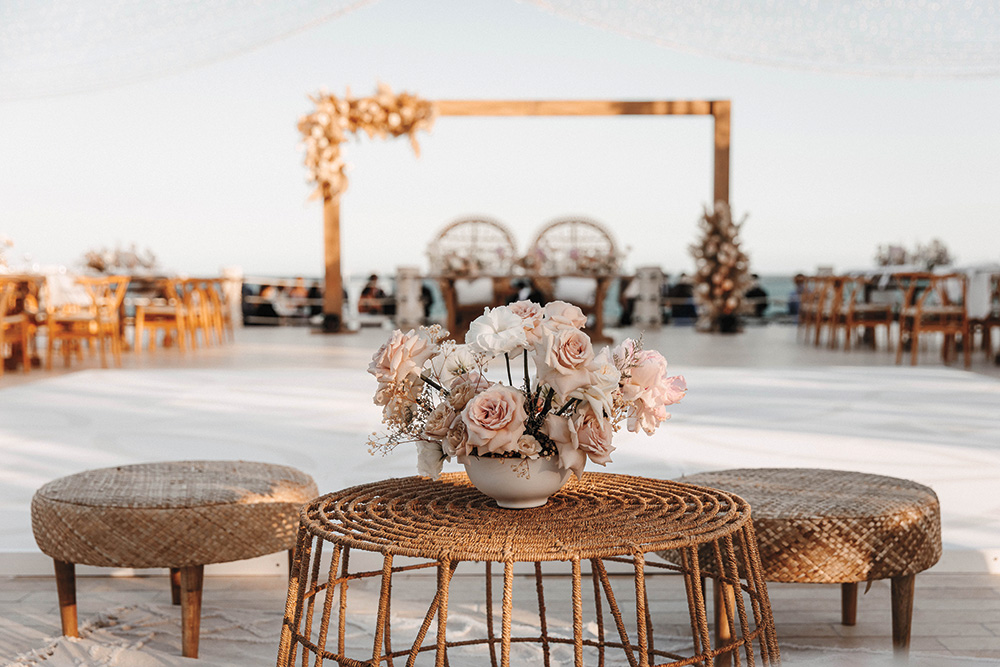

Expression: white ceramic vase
xmin=463 ymin=455 xmax=572 ymax=509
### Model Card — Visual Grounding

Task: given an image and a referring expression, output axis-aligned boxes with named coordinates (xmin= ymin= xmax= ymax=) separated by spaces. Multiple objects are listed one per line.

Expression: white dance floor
xmin=2 ymin=363 xmax=999 ymax=574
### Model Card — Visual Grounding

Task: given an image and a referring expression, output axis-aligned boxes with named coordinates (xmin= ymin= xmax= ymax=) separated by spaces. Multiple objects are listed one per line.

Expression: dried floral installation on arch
xmin=298 ymin=83 xmax=437 ymax=201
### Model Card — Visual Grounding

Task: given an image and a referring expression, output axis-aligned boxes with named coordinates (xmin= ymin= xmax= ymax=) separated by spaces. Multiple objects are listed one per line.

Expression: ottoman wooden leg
xmin=714 ymin=580 xmax=736 ymax=667
xmin=53 ymin=559 xmax=78 ymax=637
xmin=179 ymin=564 xmax=205 ymax=658
xmin=841 ymin=582 xmax=857 ymax=626
xmin=891 ymin=574 xmax=915 ymax=654
xmin=170 ymin=567 xmax=181 ymax=605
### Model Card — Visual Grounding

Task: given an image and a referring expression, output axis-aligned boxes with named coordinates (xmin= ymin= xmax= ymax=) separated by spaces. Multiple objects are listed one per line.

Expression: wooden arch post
xmin=320 ymin=98 xmax=730 ymax=332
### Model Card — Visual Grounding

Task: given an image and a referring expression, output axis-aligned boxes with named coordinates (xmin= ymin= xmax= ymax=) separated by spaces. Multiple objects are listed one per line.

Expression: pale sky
xmin=1 ymin=0 xmax=998 ymax=279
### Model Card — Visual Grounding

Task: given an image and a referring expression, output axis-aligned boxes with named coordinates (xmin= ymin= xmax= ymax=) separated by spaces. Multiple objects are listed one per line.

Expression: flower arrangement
xmin=82 ymin=243 xmax=157 ymax=274
xmin=875 ymin=239 xmax=952 ymax=270
xmin=367 ymin=300 xmax=686 ymax=480
xmin=298 ymin=83 xmax=436 ymax=201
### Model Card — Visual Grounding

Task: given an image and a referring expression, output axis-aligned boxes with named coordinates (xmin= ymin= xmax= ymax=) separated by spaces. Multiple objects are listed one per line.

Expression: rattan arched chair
xmin=524 ymin=217 xmax=622 ymax=342
xmin=427 ymin=216 xmax=519 ymax=340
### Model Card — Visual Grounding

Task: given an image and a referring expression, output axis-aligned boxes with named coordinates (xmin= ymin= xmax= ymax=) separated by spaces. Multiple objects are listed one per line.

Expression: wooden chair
xmin=834 ymin=276 xmax=895 ymax=351
xmin=427 ymin=217 xmax=519 ymax=340
xmin=44 ymin=275 xmax=130 ymax=369
xmin=805 ymin=276 xmax=843 ymax=348
xmin=525 ymin=217 xmax=621 ymax=343
xmin=134 ymin=278 xmax=188 ymax=353
xmin=178 ymin=279 xmax=214 ymax=349
xmin=207 ymin=278 xmax=235 ymax=342
xmin=202 ymin=279 xmax=230 ymax=344
xmin=1 ymin=279 xmax=31 ymax=377
xmin=796 ymin=276 xmax=822 ymax=341
xmin=895 ymin=272 xmax=970 ymax=368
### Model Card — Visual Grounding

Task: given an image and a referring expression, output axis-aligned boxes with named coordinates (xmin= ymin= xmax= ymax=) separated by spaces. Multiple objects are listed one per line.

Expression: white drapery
xmin=0 ymin=0 xmax=375 ymax=101
xmin=3 ymin=0 xmax=999 ymax=102
xmin=526 ymin=0 xmax=1000 ymax=78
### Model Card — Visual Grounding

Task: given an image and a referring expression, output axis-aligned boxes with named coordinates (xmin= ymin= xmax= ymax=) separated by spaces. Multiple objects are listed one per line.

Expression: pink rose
xmin=621 ymin=350 xmax=687 ymax=435
xmin=422 ymin=403 xmax=456 ymax=441
xmin=543 ymin=300 xmax=587 ymax=331
xmin=448 ymin=372 xmax=490 ymax=411
xmin=508 ymin=300 xmax=545 ymax=346
xmin=376 ymin=378 xmax=422 ymax=425
xmin=446 ymin=421 xmax=471 ymax=460
xmin=541 ymin=414 xmax=586 ymax=478
xmin=574 ymin=408 xmax=615 ymax=466
xmin=368 ymin=329 xmax=437 ymax=385
xmin=535 ymin=327 xmax=595 ymax=398
xmin=461 ymin=384 xmax=527 ymax=454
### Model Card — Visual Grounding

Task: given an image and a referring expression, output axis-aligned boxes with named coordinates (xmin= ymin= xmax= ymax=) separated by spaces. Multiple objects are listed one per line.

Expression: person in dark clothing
xmin=745 ymin=274 xmax=769 ymax=318
xmin=359 ymin=274 xmax=387 ymax=314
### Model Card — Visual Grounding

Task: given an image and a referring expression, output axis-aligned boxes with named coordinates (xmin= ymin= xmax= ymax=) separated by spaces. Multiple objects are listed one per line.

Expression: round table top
xmin=301 ymin=472 xmax=752 ymax=562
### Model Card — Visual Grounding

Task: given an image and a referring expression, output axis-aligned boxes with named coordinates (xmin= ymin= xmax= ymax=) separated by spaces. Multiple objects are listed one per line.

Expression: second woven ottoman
xmin=673 ymin=468 xmax=942 ymax=656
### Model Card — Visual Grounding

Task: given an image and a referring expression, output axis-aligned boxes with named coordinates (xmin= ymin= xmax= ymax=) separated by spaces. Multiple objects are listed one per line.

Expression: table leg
xmin=572 ymin=557 xmax=583 ymax=667
xmin=500 ymin=560 xmax=514 ymax=667
xmin=533 ymin=561 xmax=551 ymax=667
xmin=632 ymin=553 xmax=648 ymax=667
xmin=841 ymin=582 xmax=857 ymax=626
xmin=435 ymin=559 xmax=453 ymax=667
xmin=54 ymin=559 xmax=78 ymax=637
xmin=485 ymin=562 xmax=498 ymax=667
xmin=891 ymin=574 xmax=915 ymax=654
xmin=180 ymin=564 xmax=204 ymax=658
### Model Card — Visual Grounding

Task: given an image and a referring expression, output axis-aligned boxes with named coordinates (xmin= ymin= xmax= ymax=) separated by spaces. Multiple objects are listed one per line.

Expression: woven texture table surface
xmin=676 ymin=468 xmax=942 ymax=583
xmin=32 ymin=460 xmax=318 ymax=568
xmin=302 ymin=472 xmax=752 ymax=562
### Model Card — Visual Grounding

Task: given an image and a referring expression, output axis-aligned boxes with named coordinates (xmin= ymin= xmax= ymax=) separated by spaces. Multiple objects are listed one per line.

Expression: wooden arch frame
xmin=321 ymin=98 xmax=731 ymax=331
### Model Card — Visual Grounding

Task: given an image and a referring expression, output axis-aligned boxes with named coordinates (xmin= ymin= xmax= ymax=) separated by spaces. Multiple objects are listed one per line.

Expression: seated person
xmin=745 ymin=274 xmax=769 ymax=318
xmin=668 ymin=274 xmax=697 ymax=320
xmin=359 ymin=274 xmax=387 ymax=315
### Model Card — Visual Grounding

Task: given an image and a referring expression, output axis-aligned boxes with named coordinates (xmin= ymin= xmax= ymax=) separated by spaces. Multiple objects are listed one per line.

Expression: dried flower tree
xmin=689 ymin=202 xmax=752 ymax=333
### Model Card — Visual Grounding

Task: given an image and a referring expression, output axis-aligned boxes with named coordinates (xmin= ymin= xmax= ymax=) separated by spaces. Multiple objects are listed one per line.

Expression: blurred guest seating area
xmin=796 ymin=266 xmax=1000 ymax=367
xmin=0 ymin=271 xmax=241 ymax=377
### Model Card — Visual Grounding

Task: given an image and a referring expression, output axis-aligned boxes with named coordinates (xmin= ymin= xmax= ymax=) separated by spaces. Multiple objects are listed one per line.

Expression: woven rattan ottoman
xmin=31 ymin=460 xmax=318 ymax=658
xmin=673 ymin=468 xmax=941 ymax=655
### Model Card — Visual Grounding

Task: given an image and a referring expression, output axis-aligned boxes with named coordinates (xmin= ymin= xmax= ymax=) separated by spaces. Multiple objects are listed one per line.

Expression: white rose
xmin=515 ymin=434 xmax=542 ymax=459
xmin=466 ymin=306 xmax=528 ymax=356
xmin=430 ymin=343 xmax=478 ymax=384
xmin=416 ymin=440 xmax=447 ymax=480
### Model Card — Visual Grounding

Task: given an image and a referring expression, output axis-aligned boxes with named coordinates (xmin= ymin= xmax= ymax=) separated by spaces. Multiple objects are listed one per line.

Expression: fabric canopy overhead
xmin=0 ymin=0 xmax=375 ymax=101
xmin=526 ymin=0 xmax=1000 ymax=78
xmin=2 ymin=0 xmax=998 ymax=102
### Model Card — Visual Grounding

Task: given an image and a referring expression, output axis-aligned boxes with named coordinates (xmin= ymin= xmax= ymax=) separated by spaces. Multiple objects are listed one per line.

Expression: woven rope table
xmin=670 ymin=468 xmax=941 ymax=655
xmin=277 ymin=472 xmax=780 ymax=667
xmin=31 ymin=460 xmax=318 ymax=658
